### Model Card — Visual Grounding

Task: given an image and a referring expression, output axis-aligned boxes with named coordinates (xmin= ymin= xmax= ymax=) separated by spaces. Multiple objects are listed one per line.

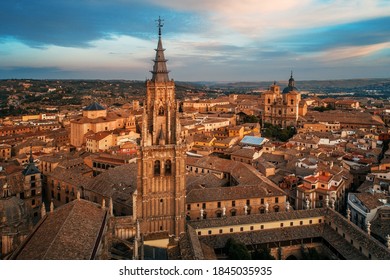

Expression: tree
xmin=243 ymin=115 xmax=260 ymax=123
xmin=251 ymin=246 xmax=275 ymax=260
xmin=262 ymin=123 xmax=296 ymax=142
xmin=224 ymin=238 xmax=251 ymax=260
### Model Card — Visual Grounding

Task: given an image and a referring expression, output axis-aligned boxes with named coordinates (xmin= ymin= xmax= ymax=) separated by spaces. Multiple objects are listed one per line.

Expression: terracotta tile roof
xmin=186 ymin=173 xmax=229 ymax=191
xmin=186 ymin=156 xmax=284 ymax=190
xmin=370 ymin=207 xmax=390 ymax=243
xmin=12 ymin=199 xmax=108 ymax=259
xmin=196 ymin=224 xmax=325 ymax=250
xmin=48 ymin=165 xmax=92 ymax=187
xmin=86 ymin=131 xmax=112 ymax=141
xmin=231 ymin=148 xmax=258 ymax=158
xmin=187 ymin=184 xmax=284 ymax=203
xmin=189 ymin=208 xmax=326 ymax=229
xmin=86 ymin=163 xmax=137 ymax=202
xmin=354 ymin=192 xmax=388 ymax=210
xmin=306 ymin=110 xmax=385 ymax=126
xmin=325 ymin=209 xmax=390 ymax=260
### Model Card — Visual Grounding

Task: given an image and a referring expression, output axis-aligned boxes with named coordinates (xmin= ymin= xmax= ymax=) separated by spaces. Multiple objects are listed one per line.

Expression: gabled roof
xmin=11 ymin=199 xmax=108 ymax=260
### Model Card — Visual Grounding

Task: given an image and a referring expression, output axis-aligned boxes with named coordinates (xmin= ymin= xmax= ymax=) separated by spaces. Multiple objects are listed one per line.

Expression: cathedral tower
xmin=136 ymin=18 xmax=186 ymax=238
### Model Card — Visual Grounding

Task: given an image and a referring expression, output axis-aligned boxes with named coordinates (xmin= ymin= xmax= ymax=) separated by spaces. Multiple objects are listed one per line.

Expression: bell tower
xmin=136 ymin=17 xmax=186 ymax=238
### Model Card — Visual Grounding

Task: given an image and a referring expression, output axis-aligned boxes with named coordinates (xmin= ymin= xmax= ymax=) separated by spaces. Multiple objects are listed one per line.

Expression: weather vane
xmin=156 ymin=16 xmax=164 ymax=37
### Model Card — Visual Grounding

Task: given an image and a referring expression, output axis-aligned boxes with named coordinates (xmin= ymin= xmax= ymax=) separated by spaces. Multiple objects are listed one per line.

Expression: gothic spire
xmin=151 ymin=17 xmax=170 ymax=82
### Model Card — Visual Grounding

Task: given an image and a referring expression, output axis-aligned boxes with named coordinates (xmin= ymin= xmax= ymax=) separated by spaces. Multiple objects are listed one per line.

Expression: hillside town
xmin=1 ymin=27 xmax=390 ymax=261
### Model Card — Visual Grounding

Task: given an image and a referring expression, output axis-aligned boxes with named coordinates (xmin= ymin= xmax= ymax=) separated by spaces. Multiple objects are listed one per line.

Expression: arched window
xmin=158 ymin=106 xmax=164 ymax=116
xmin=268 ymin=98 xmax=271 ymax=104
xmin=154 ymin=160 xmax=161 ymax=176
xmin=165 ymin=160 xmax=172 ymax=175
xmin=291 ymin=99 xmax=294 ymax=105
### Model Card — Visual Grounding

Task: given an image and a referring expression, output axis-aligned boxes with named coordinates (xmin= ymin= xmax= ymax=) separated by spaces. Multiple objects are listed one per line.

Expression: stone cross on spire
xmin=156 ymin=16 xmax=164 ymax=37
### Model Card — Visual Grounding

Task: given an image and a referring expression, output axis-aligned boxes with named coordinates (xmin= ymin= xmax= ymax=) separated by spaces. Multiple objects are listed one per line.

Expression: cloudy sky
xmin=0 ymin=0 xmax=389 ymax=81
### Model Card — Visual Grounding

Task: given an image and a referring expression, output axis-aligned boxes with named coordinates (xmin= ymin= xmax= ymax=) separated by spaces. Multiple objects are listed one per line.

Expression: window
xmin=240 ymin=227 xmax=244 ymax=232
xmin=290 ymin=222 xmax=293 ymax=226
xmin=160 ymin=226 xmax=163 ymax=231
xmin=198 ymin=232 xmax=201 ymax=236
xmin=275 ymin=197 xmax=279 ymax=203
xmin=246 ymin=199 xmax=250 ymax=205
xmin=260 ymin=225 xmax=264 ymax=230
xmin=309 ymin=220 xmax=313 ymax=224
xmin=158 ymin=106 xmax=164 ymax=116
xmin=154 ymin=160 xmax=161 ymax=176
xmin=300 ymin=221 xmax=303 ymax=225
xmin=57 ymin=193 xmax=61 ymax=201
xmin=217 ymin=202 xmax=221 ymax=208
xmin=261 ymin=198 xmax=264 ymax=204
xmin=230 ymin=228 xmax=233 ymax=233
xmin=250 ymin=226 xmax=254 ymax=231
xmin=232 ymin=200 xmax=236 ymax=207
xmin=280 ymin=223 xmax=284 ymax=227
xmin=219 ymin=229 xmax=223 ymax=234
xmin=202 ymin=203 xmax=206 ymax=209
xmin=208 ymin=230 xmax=212 ymax=235
xmin=165 ymin=160 xmax=172 ymax=175
xmin=187 ymin=204 xmax=191 ymax=210
xmin=32 ymin=199 xmax=35 ymax=206
xmin=291 ymin=99 xmax=294 ymax=105
xmin=319 ymin=219 xmax=322 ymax=223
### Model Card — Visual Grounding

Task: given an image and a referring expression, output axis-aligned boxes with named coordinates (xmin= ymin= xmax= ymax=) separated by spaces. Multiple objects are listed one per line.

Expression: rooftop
xmin=11 ymin=199 xmax=108 ymax=259
xmin=240 ymin=136 xmax=266 ymax=147
xmin=84 ymin=102 xmax=105 ymax=111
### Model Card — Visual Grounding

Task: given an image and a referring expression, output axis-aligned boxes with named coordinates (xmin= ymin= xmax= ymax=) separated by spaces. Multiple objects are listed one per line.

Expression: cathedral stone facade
xmin=261 ymin=73 xmax=301 ymax=128
xmin=135 ymin=20 xmax=186 ymax=238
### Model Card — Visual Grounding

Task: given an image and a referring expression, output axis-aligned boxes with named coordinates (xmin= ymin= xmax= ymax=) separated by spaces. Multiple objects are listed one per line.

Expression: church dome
xmin=0 ymin=196 xmax=30 ymax=232
xmin=84 ymin=102 xmax=105 ymax=111
xmin=282 ymin=72 xmax=298 ymax=93
xmin=282 ymin=85 xmax=298 ymax=94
